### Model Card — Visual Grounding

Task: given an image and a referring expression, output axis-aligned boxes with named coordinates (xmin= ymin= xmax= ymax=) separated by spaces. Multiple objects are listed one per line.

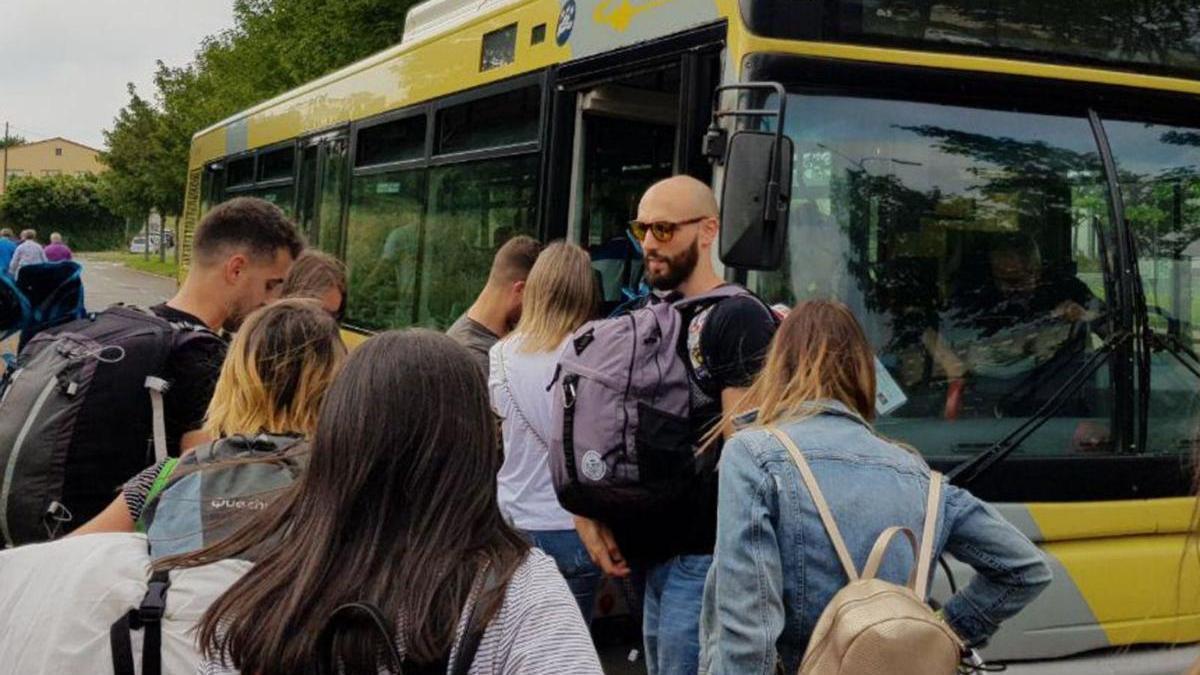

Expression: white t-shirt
xmin=489 ymin=335 xmax=575 ymax=532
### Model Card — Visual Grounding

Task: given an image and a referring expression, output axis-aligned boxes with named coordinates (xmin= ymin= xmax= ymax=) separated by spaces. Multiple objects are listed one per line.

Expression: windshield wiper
xmin=947 ymin=331 xmax=1128 ymax=488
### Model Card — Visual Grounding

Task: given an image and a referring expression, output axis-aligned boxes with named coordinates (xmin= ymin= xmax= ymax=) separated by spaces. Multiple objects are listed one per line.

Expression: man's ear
xmin=512 ymin=279 xmax=527 ymax=297
xmin=224 ymin=254 xmax=248 ymax=285
xmin=700 ymin=216 xmax=719 ymax=248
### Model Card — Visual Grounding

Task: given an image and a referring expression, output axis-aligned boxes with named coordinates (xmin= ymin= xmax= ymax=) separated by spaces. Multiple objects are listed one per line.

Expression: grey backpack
xmin=0 ymin=306 xmax=218 ymax=546
xmin=549 ymin=285 xmax=760 ymax=520
xmin=139 ymin=433 xmax=307 ymax=562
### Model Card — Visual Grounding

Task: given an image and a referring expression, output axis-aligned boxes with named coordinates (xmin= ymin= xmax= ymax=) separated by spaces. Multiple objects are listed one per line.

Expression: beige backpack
xmin=767 ymin=427 xmax=964 ymax=675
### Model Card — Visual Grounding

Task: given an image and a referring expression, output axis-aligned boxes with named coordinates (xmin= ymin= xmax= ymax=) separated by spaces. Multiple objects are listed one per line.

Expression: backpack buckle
xmin=139 ymin=577 xmax=170 ymax=622
xmin=563 ymin=375 xmax=578 ymax=408
xmin=143 ymin=376 xmax=170 ymax=393
xmin=42 ymin=501 xmax=73 ymax=539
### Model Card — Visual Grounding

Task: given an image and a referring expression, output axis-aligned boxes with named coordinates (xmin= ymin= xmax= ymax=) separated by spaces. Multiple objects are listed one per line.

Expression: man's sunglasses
xmin=629 ymin=215 xmax=709 ymax=243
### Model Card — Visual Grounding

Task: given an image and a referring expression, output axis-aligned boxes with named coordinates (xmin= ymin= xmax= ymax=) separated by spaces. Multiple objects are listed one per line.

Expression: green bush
xmin=0 ymin=174 xmax=124 ymax=251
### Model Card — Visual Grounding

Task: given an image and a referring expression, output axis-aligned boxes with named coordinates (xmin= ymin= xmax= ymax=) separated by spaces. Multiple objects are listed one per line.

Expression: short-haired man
xmin=44 ymin=232 xmax=73 ymax=262
xmin=446 ymin=235 xmax=542 ymax=377
xmin=0 ymin=228 xmax=16 ymax=279
xmin=154 ymin=197 xmax=304 ymax=448
xmin=8 ymin=229 xmax=47 ymax=279
xmin=575 ymin=176 xmax=778 ymax=675
xmin=27 ymin=197 xmax=303 ymax=533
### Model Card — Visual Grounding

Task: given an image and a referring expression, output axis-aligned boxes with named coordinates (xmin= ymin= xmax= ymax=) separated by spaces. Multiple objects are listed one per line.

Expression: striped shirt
xmin=199 ymin=549 xmax=603 ymax=675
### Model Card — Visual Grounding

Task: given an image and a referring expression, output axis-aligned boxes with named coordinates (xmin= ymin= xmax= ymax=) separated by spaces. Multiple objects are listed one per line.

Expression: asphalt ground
xmin=77 ymin=253 xmax=177 ymax=312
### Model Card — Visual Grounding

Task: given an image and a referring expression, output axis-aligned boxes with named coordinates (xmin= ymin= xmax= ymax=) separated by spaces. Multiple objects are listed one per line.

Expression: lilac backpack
xmin=549 ymin=285 xmax=755 ymax=520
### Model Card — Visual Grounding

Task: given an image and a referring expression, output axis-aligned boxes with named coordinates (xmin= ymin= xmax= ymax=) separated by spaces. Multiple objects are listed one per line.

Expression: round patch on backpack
xmin=581 ymin=450 xmax=607 ymax=481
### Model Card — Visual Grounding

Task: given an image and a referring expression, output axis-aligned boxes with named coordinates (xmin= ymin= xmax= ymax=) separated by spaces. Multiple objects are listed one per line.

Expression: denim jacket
xmin=700 ymin=401 xmax=1051 ymax=674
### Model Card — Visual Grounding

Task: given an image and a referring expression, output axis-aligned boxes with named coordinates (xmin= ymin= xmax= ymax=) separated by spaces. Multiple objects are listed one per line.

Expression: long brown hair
xmin=203 ymin=298 xmax=345 ymax=438
xmin=511 ymin=241 xmax=595 ymax=353
xmin=717 ymin=300 xmax=877 ymax=436
xmin=159 ymin=330 xmax=529 ymax=673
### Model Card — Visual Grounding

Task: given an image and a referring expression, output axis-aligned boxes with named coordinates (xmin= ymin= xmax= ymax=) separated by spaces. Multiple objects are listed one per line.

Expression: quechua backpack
xmin=548 ymin=284 xmax=762 ymax=520
xmin=0 ymin=305 xmax=220 ymax=546
xmin=139 ymin=433 xmax=308 ymax=562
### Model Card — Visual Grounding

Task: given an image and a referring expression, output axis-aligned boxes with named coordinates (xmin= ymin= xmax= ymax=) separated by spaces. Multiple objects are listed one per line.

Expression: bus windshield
xmin=749 ymin=92 xmax=1200 ymax=465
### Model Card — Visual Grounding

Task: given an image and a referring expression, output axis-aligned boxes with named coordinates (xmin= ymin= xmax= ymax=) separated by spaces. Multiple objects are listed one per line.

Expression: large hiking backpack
xmin=548 ymin=284 xmax=759 ymax=520
xmin=140 ymin=433 xmax=308 ymax=562
xmin=0 ymin=305 xmax=220 ymax=546
xmin=765 ymin=427 xmax=963 ymax=674
xmin=0 ymin=532 xmax=249 ymax=675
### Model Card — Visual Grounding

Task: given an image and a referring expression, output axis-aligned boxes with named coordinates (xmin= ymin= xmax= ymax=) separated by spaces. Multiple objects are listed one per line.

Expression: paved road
xmin=78 ymin=254 xmax=176 ymax=311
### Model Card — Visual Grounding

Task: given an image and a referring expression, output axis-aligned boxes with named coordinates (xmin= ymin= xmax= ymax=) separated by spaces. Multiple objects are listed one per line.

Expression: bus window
xmin=257 ymin=147 xmax=295 ymax=182
xmin=750 ymin=93 xmax=1118 ymax=461
xmin=418 ymin=155 xmax=539 ymax=329
xmin=317 ymin=137 xmax=348 ymax=256
xmin=344 ymin=169 xmax=426 ymax=331
xmin=225 ymin=156 xmax=254 ymax=192
xmin=436 ymin=85 xmax=540 ymax=155
xmin=357 ymin=114 xmax=426 ymax=167
xmin=1105 ymin=118 xmax=1200 ymax=456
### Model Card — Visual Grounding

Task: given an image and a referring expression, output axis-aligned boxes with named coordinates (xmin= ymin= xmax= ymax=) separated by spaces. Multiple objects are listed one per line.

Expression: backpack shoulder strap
xmin=314 ymin=602 xmax=405 ymax=675
xmin=914 ymin=471 xmax=943 ymax=599
xmin=496 ymin=344 xmax=551 ymax=453
xmin=766 ymin=426 xmax=859 ymax=582
xmin=450 ymin=560 xmax=504 ymax=675
xmin=110 ymin=569 xmax=172 ymax=675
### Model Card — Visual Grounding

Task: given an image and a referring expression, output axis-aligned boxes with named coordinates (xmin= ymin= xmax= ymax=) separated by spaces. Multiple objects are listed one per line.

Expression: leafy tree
xmin=0 ymin=174 xmax=124 ymax=251
xmin=101 ymin=0 xmax=419 ymax=222
xmin=0 ymin=134 xmax=26 ymax=149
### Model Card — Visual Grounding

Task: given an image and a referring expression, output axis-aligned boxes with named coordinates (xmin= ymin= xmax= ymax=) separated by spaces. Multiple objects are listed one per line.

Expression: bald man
xmin=574 ymin=175 xmax=778 ymax=675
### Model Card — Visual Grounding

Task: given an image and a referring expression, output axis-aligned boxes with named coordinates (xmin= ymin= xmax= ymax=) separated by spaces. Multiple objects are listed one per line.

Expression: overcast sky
xmin=0 ymin=0 xmax=236 ymax=150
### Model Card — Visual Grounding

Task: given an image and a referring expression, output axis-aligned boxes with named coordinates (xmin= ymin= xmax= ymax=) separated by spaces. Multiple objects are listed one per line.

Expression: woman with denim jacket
xmin=700 ymin=300 xmax=1052 ymax=674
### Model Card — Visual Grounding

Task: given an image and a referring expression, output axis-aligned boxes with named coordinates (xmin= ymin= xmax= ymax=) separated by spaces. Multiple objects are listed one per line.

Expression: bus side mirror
xmin=719 ymin=130 xmax=792 ymax=271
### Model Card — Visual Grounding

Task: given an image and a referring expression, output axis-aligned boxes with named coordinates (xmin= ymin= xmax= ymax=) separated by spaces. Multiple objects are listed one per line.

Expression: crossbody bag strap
xmin=497 ymin=345 xmax=551 ymax=452
xmin=766 ymin=426 xmax=859 ymax=582
xmin=913 ymin=470 xmax=943 ymax=599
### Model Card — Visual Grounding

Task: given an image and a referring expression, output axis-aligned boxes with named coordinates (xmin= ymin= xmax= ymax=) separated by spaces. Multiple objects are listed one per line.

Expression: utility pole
xmin=2 ymin=122 xmax=8 ymax=196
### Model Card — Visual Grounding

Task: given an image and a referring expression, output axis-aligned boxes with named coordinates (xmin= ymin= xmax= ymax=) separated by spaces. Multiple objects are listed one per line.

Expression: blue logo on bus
xmin=557 ymin=0 xmax=576 ymax=46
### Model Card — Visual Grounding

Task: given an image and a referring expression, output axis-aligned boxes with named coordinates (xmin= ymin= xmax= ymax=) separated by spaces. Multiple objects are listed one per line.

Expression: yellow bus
xmin=183 ymin=1 xmax=1200 ymax=670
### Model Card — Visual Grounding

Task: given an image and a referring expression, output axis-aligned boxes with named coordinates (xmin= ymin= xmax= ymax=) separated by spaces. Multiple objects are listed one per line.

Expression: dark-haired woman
xmin=163 ymin=330 xmax=603 ymax=675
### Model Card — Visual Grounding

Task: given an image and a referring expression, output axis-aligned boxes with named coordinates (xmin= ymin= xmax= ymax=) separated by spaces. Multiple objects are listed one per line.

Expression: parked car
xmin=128 ymin=236 xmax=160 ymax=254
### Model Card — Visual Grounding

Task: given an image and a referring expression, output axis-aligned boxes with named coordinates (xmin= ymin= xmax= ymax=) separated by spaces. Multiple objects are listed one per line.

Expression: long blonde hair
xmin=204 ymin=298 xmax=346 ymax=438
xmin=511 ymin=241 xmax=596 ymax=353
xmin=716 ymin=300 xmax=877 ymax=439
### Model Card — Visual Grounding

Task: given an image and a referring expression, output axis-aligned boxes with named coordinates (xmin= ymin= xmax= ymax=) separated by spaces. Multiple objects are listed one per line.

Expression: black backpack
xmin=314 ymin=567 xmax=501 ymax=675
xmin=0 ymin=305 xmax=220 ymax=546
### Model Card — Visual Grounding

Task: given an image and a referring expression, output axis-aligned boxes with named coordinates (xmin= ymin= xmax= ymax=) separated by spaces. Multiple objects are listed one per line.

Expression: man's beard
xmin=644 ymin=238 xmax=700 ymax=291
xmin=222 ymin=300 xmax=251 ymax=333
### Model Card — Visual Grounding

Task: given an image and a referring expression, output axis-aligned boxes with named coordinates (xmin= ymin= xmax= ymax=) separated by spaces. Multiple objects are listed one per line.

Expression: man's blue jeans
xmin=527 ymin=529 xmax=603 ymax=624
xmin=643 ymin=554 xmax=712 ymax=675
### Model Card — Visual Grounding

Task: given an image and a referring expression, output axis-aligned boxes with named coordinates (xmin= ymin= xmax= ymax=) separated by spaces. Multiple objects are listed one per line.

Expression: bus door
xmin=295 ymin=129 xmax=350 ymax=256
xmin=547 ymin=26 xmax=723 ymax=314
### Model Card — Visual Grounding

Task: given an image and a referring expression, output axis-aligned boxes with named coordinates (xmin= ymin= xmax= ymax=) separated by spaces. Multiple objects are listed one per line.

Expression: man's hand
xmin=1054 ymin=300 xmax=1096 ymax=324
xmin=574 ymin=515 xmax=630 ymax=577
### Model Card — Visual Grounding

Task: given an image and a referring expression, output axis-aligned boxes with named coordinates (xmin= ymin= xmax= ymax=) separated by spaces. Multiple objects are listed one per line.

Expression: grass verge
xmin=86 ymin=250 xmax=178 ymax=279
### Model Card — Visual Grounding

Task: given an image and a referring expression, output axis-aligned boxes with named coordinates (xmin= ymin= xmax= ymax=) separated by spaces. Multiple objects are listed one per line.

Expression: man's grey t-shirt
xmin=446 ymin=314 xmax=499 ymax=379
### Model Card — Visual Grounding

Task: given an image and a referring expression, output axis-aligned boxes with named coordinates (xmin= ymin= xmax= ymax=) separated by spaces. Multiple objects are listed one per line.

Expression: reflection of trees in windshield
xmin=851 ymin=0 xmax=1200 ymax=71
xmin=1119 ymin=129 xmax=1200 ymax=260
xmin=831 ymin=122 xmax=1104 ymax=348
